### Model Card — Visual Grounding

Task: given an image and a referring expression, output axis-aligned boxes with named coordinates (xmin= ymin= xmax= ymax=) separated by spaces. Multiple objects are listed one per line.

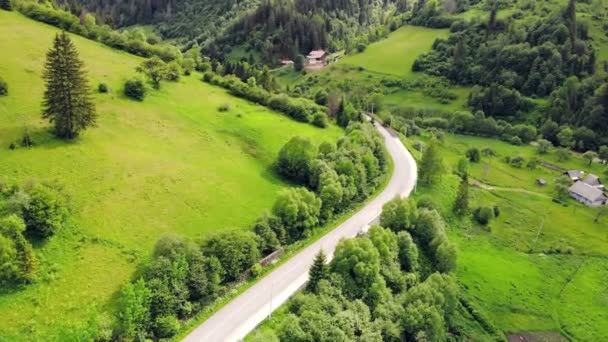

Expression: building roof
xmin=582 ymin=174 xmax=602 ymax=187
xmin=569 ymin=181 xmax=608 ymax=202
xmin=565 ymin=170 xmax=584 ymax=179
xmin=307 ymin=50 xmax=327 ymax=59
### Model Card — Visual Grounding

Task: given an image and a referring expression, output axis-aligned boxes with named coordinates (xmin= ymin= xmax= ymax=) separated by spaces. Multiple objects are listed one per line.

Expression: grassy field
xmin=339 ymin=25 xmax=449 ymax=79
xmin=404 ymin=133 xmax=608 ymax=341
xmin=0 ymin=11 xmax=342 ymax=340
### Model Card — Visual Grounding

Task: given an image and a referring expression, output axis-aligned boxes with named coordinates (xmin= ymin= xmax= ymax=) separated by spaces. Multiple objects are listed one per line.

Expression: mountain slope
xmin=0 ymin=10 xmax=341 ymax=340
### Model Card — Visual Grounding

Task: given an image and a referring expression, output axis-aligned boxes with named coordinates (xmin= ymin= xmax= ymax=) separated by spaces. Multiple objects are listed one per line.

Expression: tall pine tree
xmin=307 ymin=249 xmax=328 ymax=293
xmin=42 ymin=32 xmax=96 ymax=139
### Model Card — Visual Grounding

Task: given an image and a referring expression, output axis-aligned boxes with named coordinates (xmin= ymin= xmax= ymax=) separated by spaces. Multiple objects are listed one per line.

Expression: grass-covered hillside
xmin=404 ymin=134 xmax=608 ymax=341
xmin=0 ymin=11 xmax=341 ymax=340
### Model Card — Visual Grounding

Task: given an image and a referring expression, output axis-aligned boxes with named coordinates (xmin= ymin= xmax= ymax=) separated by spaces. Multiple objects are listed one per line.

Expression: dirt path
xmin=470 ymin=178 xmax=552 ymax=199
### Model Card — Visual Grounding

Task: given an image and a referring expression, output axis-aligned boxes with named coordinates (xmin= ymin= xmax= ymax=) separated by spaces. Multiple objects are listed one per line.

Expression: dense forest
xmin=206 ymin=0 xmax=404 ymax=61
xmin=56 ymin=0 xmax=406 ymax=61
xmin=56 ymin=0 xmax=261 ymax=43
xmin=413 ymin=0 xmax=608 ymax=147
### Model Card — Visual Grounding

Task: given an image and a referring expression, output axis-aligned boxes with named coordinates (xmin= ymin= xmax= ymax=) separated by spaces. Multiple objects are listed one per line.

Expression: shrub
xmin=473 ymin=207 xmax=495 ymax=225
xmin=492 ymin=206 xmax=500 ymax=218
xmin=251 ymin=263 xmax=262 ymax=278
xmin=22 ymin=184 xmax=68 ymax=238
xmin=154 ymin=315 xmax=180 ymax=338
xmin=509 ymin=156 xmax=525 ymax=168
xmin=277 ymin=136 xmax=316 ymax=183
xmin=312 ymin=112 xmax=328 ymax=128
xmin=124 ymin=78 xmax=146 ymax=101
xmin=20 ymin=132 xmax=33 ymax=147
xmin=165 ymin=61 xmax=181 ymax=82
xmin=218 ymin=103 xmax=230 ymax=112
xmin=416 ymin=195 xmax=438 ymax=211
xmin=98 ymin=83 xmax=108 ymax=93
xmin=465 ymin=148 xmax=481 ymax=163
xmin=0 ymin=76 xmax=7 ymax=96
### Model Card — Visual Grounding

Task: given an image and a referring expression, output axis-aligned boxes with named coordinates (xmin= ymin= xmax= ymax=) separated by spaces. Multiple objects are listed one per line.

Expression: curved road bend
xmin=183 ymin=121 xmax=418 ymax=342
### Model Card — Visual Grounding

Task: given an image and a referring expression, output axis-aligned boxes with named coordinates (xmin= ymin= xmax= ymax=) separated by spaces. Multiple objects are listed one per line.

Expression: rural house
xmin=568 ymin=181 xmax=608 ymax=207
xmin=582 ymin=174 xmax=603 ymax=189
xmin=564 ymin=170 xmax=584 ymax=181
xmin=306 ymin=50 xmax=327 ymax=65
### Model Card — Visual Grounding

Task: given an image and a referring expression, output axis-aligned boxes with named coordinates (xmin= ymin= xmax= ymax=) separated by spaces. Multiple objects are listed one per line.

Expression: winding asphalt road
xmin=183 ymin=121 xmax=418 ymax=342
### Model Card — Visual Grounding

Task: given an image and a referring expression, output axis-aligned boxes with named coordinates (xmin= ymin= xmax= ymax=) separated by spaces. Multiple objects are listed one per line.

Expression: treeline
xmin=113 ymin=122 xmax=389 ymax=339
xmin=0 ymin=182 xmax=68 ymax=285
xmin=207 ymin=0 xmax=404 ymax=62
xmin=14 ymin=0 xmax=180 ymax=61
xmin=270 ymin=196 xmax=462 ymax=341
xmin=56 ymin=0 xmax=261 ymax=44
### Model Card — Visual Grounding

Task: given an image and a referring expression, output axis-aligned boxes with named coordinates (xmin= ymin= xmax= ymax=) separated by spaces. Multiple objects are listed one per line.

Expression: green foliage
xmin=465 ymin=147 xmax=480 ymax=163
xmin=336 ymin=97 xmax=359 ymax=128
xmin=537 ymin=139 xmax=553 ymax=154
xmin=0 ymin=76 xmax=7 ymax=95
xmin=154 ymin=315 xmax=180 ymax=338
xmin=0 ymin=0 xmax=11 ymax=11
xmin=453 ymin=176 xmax=469 ymax=216
xmin=554 ymin=175 xmax=573 ymax=201
xmin=473 ymin=207 xmax=495 ymax=226
xmin=312 ymin=112 xmax=328 ymax=128
xmin=117 ymin=278 xmax=152 ymax=339
xmin=380 ymin=197 xmax=418 ymax=233
xmin=272 ymin=187 xmax=322 ymax=243
xmin=0 ymin=215 xmax=37 ymax=284
xmin=22 ymin=184 xmax=68 ymax=238
xmin=123 ymin=77 xmax=146 ymax=101
xmin=306 ymin=250 xmax=328 ymax=293
xmin=42 ymin=32 xmax=96 ymax=139
xmin=419 ymin=138 xmax=445 ymax=185
xmin=181 ymin=57 xmax=195 ymax=76
xmin=165 ymin=61 xmax=181 ymax=82
xmin=331 ymin=236 xmax=384 ymax=304
xmin=277 ymin=136 xmax=316 ymax=184
xmin=202 ymin=231 xmax=260 ymax=282
xmin=97 ymin=83 xmax=108 ymax=93
xmin=294 ymin=54 xmax=305 ymax=72
xmin=136 ymin=57 xmax=168 ymax=89
xmin=16 ymin=1 xmax=179 ymax=61
xmin=583 ymin=151 xmax=598 ymax=165
xmin=252 ymin=215 xmax=281 ymax=255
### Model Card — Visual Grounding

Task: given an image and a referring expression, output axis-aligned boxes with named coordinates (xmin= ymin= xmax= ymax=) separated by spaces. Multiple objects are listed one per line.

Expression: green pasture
xmin=0 ymin=11 xmax=341 ymax=340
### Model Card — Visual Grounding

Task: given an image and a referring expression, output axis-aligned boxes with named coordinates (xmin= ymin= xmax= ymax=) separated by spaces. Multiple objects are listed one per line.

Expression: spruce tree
xmin=0 ymin=0 xmax=11 ymax=11
xmin=307 ymin=249 xmax=328 ymax=293
xmin=42 ymin=32 xmax=96 ymax=139
xmin=453 ymin=175 xmax=469 ymax=216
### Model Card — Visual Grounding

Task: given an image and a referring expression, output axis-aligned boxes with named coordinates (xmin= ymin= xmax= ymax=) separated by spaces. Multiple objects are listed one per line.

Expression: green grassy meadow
xmin=405 ymin=133 xmax=608 ymax=341
xmin=339 ymin=25 xmax=449 ymax=79
xmin=0 ymin=11 xmax=342 ymax=340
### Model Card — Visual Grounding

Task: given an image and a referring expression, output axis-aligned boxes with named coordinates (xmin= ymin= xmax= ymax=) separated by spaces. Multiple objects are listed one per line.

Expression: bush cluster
xmin=17 ymin=2 xmax=179 ymax=61
xmin=0 ymin=183 xmax=68 ymax=285
xmin=276 ymin=199 xmax=461 ymax=341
